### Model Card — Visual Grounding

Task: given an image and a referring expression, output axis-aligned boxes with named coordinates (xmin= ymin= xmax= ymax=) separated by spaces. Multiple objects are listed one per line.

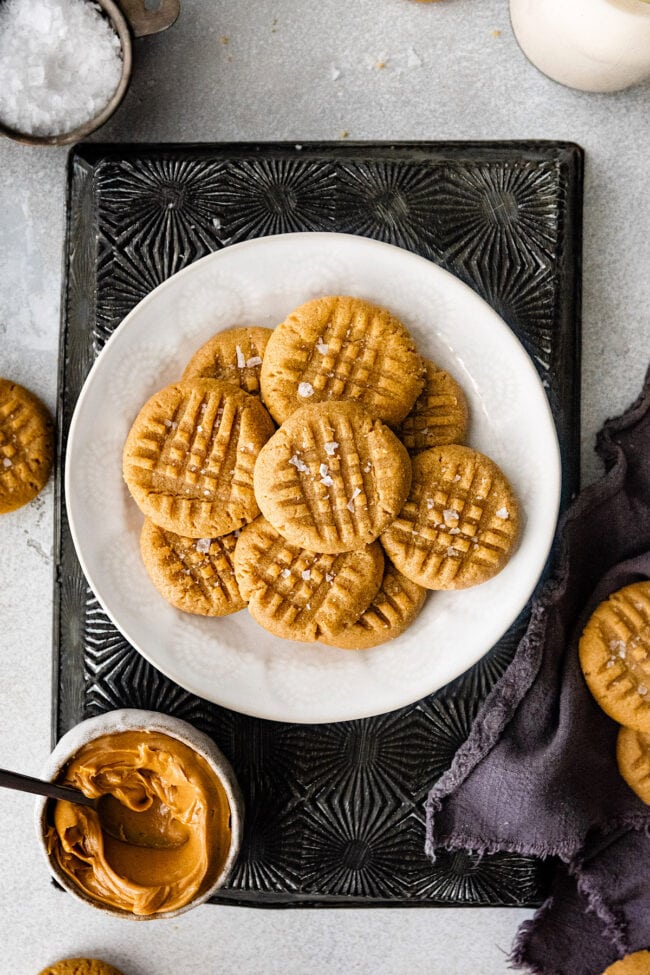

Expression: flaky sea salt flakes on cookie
xmin=254 ymin=401 xmax=412 ymax=554
xmin=579 ymin=581 xmax=650 ymax=734
xmin=140 ymin=519 xmax=246 ymax=617
xmin=0 ymin=378 xmax=53 ymax=514
xmin=380 ymin=444 xmax=521 ymax=590
xmin=123 ymin=379 xmax=275 ymax=538
xmin=398 ymin=358 xmax=469 ymax=454
xmin=260 ymin=295 xmax=425 ymax=425
xmin=233 ymin=516 xmax=384 ymax=642
xmin=319 ymin=562 xmax=427 ymax=650
xmin=182 ymin=326 xmax=273 ymax=397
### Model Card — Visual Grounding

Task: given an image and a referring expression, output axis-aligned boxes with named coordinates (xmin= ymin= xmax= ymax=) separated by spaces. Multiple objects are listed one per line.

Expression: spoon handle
xmin=0 ymin=768 xmax=96 ymax=808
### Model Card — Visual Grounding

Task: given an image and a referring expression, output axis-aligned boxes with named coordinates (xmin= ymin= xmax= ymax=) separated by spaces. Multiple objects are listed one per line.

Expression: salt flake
xmin=495 ymin=507 xmax=510 ymax=520
xmin=315 ymin=337 xmax=329 ymax=354
xmin=324 ymin=441 xmax=339 ymax=456
xmin=2 ymin=457 xmax=12 ymax=468
xmin=289 ymin=454 xmax=309 ymax=473
xmin=301 ymin=569 xmax=311 ymax=581
xmin=298 ymin=381 xmax=314 ymax=398
xmin=195 ymin=538 xmax=211 ymax=554
xmin=246 ymin=355 xmax=262 ymax=367
xmin=235 ymin=345 xmax=246 ymax=368
xmin=346 ymin=487 xmax=362 ymax=511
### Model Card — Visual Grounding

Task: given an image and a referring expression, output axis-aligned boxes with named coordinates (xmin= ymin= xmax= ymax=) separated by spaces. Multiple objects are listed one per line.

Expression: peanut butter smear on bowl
xmin=45 ymin=730 xmax=232 ymax=916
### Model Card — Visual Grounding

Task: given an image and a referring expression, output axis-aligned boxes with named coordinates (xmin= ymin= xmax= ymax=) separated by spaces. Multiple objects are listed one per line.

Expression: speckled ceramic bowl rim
xmin=34 ymin=709 xmax=244 ymax=920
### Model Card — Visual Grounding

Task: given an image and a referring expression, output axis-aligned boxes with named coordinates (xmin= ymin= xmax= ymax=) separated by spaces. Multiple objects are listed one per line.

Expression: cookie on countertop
xmin=260 ymin=295 xmax=425 ymax=426
xmin=233 ymin=516 xmax=384 ymax=642
xmin=140 ymin=518 xmax=247 ymax=617
xmin=601 ymin=951 xmax=650 ymax=975
xmin=181 ymin=326 xmax=273 ymax=396
xmin=617 ymin=726 xmax=650 ymax=805
xmin=579 ymin=581 xmax=650 ymax=734
xmin=122 ymin=378 xmax=275 ymax=539
xmin=398 ymin=358 xmax=469 ymax=454
xmin=319 ymin=561 xmax=427 ymax=650
xmin=0 ymin=378 xmax=53 ymax=514
xmin=37 ymin=960 xmax=126 ymax=975
xmin=253 ymin=401 xmax=412 ymax=554
xmin=380 ymin=444 xmax=521 ymax=590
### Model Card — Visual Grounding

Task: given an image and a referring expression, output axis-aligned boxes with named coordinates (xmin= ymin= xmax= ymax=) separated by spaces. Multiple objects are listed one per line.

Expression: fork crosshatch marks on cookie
xmin=54 ymin=141 xmax=582 ymax=907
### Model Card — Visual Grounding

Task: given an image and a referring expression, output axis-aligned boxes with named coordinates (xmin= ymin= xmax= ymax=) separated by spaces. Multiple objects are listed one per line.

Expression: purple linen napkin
xmin=425 ymin=366 xmax=650 ymax=975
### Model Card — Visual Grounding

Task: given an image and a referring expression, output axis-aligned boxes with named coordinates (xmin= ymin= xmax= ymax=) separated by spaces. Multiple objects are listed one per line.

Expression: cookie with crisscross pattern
xmin=182 ymin=326 xmax=272 ymax=396
xmin=0 ymin=379 xmax=53 ymax=514
xmin=579 ymin=581 xmax=650 ymax=734
xmin=380 ymin=444 xmax=520 ymax=590
xmin=260 ymin=295 xmax=425 ymax=425
xmin=617 ymin=726 xmax=650 ymax=805
xmin=253 ymin=401 xmax=411 ymax=554
xmin=398 ymin=358 xmax=469 ymax=454
xmin=319 ymin=561 xmax=427 ymax=650
xmin=234 ymin=516 xmax=384 ymax=642
xmin=140 ymin=518 xmax=246 ymax=616
xmin=123 ymin=378 xmax=275 ymax=538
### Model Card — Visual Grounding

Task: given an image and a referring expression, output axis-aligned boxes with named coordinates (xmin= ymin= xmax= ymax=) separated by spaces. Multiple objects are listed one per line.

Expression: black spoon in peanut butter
xmin=0 ymin=767 xmax=188 ymax=849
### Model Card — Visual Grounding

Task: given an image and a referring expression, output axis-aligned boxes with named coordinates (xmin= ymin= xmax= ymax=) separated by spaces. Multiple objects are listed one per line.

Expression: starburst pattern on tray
xmin=55 ymin=143 xmax=582 ymax=908
xmin=336 ymin=160 xmax=445 ymax=259
xmin=215 ymin=157 xmax=337 ymax=242
xmin=413 ymin=848 xmax=545 ymax=904
xmin=295 ymin=706 xmax=436 ymax=805
xmin=300 ymin=797 xmax=424 ymax=898
xmin=436 ymin=161 xmax=562 ymax=271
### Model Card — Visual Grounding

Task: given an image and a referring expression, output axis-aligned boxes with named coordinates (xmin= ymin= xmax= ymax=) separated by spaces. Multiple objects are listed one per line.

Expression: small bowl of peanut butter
xmin=35 ymin=709 xmax=243 ymax=919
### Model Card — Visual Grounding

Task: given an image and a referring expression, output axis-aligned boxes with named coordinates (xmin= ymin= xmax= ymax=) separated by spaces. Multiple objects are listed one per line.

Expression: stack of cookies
xmin=123 ymin=295 xmax=522 ymax=650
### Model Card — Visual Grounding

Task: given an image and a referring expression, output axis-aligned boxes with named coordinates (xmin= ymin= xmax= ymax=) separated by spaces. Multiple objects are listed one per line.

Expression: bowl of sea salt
xmin=0 ymin=0 xmax=179 ymax=146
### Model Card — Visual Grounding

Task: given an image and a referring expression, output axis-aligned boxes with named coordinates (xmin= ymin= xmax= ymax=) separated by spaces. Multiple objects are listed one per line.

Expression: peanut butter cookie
xmin=140 ymin=518 xmax=246 ymax=616
xmin=123 ymin=378 xmax=275 ymax=538
xmin=182 ymin=326 xmax=272 ymax=396
xmin=254 ymin=401 xmax=412 ymax=554
xmin=617 ymin=726 xmax=650 ymax=805
xmin=0 ymin=378 xmax=53 ymax=514
xmin=320 ymin=562 xmax=427 ymax=650
xmin=398 ymin=358 xmax=469 ymax=454
xmin=38 ymin=961 xmax=126 ymax=975
xmin=602 ymin=952 xmax=650 ymax=975
xmin=380 ymin=445 xmax=520 ymax=590
xmin=234 ymin=516 xmax=384 ymax=642
xmin=579 ymin=581 xmax=650 ymax=734
xmin=260 ymin=295 xmax=425 ymax=425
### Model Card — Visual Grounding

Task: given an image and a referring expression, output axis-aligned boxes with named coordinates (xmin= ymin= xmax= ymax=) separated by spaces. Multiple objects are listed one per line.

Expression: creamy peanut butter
xmin=45 ymin=730 xmax=232 ymax=916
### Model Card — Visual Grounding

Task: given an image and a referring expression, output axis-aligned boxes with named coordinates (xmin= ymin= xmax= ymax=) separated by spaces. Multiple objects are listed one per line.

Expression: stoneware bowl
xmin=0 ymin=0 xmax=179 ymax=147
xmin=35 ymin=708 xmax=243 ymax=919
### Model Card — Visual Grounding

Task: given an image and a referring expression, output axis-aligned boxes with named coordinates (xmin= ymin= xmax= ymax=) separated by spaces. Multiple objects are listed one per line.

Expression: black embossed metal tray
xmin=53 ymin=141 xmax=582 ymax=907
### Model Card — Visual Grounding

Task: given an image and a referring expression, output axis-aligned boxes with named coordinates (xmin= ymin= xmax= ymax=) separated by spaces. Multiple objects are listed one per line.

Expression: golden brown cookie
xmin=617 ymin=726 xmax=650 ymax=805
xmin=233 ymin=516 xmax=384 ymax=642
xmin=254 ymin=401 xmax=412 ymax=554
xmin=579 ymin=581 xmax=650 ymax=734
xmin=37 ymin=960 xmax=126 ymax=975
xmin=260 ymin=295 xmax=425 ymax=426
xmin=181 ymin=326 xmax=272 ymax=396
xmin=123 ymin=378 xmax=275 ymax=538
xmin=380 ymin=445 xmax=520 ymax=590
xmin=320 ymin=561 xmax=427 ymax=650
xmin=140 ymin=518 xmax=246 ymax=616
xmin=0 ymin=378 xmax=53 ymax=514
xmin=398 ymin=358 xmax=469 ymax=454
xmin=602 ymin=951 xmax=650 ymax=975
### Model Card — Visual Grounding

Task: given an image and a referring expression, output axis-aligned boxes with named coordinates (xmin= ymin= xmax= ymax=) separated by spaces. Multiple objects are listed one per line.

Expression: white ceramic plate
xmin=65 ymin=232 xmax=561 ymax=724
